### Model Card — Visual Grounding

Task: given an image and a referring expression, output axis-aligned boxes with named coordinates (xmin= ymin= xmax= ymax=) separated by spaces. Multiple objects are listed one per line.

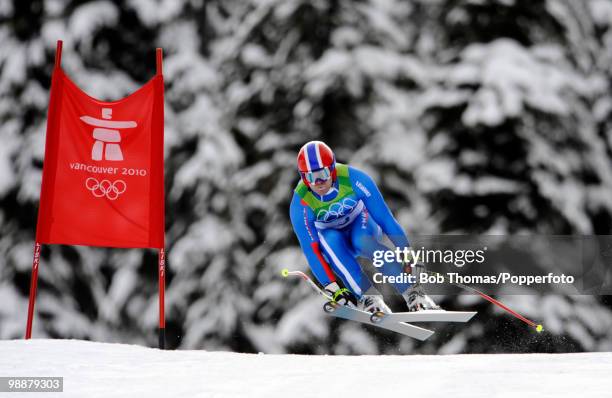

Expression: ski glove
xmin=402 ymin=249 xmax=426 ymax=281
xmin=324 ymin=282 xmax=358 ymax=307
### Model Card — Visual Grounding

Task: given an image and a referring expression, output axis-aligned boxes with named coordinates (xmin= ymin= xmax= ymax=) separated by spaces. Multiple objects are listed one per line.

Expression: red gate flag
xmin=27 ymin=41 xmax=167 ymax=348
xmin=36 ymin=44 xmax=165 ymax=249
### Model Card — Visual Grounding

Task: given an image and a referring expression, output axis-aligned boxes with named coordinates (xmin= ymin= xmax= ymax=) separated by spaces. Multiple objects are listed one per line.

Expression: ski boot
xmin=358 ymin=295 xmax=391 ymax=323
xmin=403 ymin=283 xmax=441 ymax=312
xmin=323 ymin=282 xmax=357 ymax=313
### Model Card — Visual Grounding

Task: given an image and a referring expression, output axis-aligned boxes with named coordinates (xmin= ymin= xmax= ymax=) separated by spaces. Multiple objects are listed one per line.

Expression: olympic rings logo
xmin=85 ymin=177 xmax=127 ymax=200
xmin=317 ymin=198 xmax=358 ymax=222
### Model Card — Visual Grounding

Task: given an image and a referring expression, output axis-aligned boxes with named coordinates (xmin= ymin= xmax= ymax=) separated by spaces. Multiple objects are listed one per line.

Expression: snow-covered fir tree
xmin=0 ymin=0 xmax=611 ymax=353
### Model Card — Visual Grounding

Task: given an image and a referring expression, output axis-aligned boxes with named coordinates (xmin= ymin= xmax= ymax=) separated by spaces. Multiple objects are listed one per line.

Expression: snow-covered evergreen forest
xmin=1 ymin=0 xmax=612 ymax=353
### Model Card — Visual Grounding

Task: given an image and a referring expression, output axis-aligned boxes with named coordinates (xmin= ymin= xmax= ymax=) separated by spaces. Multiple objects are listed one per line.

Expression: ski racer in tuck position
xmin=290 ymin=140 xmax=439 ymax=315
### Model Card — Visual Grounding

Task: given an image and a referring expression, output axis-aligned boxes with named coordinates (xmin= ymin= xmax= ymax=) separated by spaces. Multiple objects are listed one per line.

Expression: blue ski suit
xmin=290 ymin=164 xmax=411 ymax=298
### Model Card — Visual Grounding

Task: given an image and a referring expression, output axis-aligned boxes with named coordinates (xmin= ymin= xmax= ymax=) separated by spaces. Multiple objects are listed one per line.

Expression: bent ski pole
xmin=281 ymin=269 xmax=333 ymax=301
xmin=421 ymin=268 xmax=543 ymax=333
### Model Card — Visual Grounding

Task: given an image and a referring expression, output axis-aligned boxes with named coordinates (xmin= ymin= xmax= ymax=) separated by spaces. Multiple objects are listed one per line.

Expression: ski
xmin=371 ymin=310 xmax=477 ymax=324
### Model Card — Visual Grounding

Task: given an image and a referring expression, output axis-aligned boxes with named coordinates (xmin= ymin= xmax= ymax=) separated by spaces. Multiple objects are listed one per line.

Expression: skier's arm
xmin=349 ymin=166 xmax=410 ymax=249
xmin=289 ymin=192 xmax=337 ymax=286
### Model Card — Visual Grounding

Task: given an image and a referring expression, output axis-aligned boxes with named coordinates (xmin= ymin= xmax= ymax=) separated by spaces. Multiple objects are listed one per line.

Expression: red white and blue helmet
xmin=297 ymin=141 xmax=336 ymax=186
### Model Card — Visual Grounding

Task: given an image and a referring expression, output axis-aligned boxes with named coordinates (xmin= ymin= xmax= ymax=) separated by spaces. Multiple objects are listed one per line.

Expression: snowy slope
xmin=0 ymin=340 xmax=611 ymax=398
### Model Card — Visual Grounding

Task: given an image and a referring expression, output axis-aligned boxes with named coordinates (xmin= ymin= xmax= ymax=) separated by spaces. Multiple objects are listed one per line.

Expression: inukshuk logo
xmin=80 ymin=107 xmax=135 ymax=199
xmin=80 ymin=107 xmax=136 ymax=161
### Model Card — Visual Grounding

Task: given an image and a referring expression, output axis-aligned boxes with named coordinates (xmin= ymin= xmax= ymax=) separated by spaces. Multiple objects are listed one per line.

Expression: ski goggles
xmin=301 ymin=167 xmax=332 ymax=184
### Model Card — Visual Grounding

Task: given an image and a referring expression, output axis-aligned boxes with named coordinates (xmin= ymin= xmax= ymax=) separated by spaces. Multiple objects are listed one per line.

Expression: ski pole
xmin=420 ymin=268 xmax=543 ymax=333
xmin=281 ymin=269 xmax=333 ymax=301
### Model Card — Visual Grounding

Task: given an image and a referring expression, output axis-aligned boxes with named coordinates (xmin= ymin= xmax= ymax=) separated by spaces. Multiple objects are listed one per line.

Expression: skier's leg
xmin=317 ymin=228 xmax=371 ymax=298
xmin=350 ymin=210 xmax=411 ymax=294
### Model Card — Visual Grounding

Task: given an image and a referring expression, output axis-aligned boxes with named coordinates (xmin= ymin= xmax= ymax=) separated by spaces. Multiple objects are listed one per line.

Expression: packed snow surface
xmin=0 ymin=339 xmax=610 ymax=398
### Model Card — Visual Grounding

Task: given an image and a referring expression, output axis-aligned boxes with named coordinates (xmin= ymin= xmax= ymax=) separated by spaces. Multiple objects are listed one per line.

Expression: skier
xmin=290 ymin=140 xmax=439 ymax=314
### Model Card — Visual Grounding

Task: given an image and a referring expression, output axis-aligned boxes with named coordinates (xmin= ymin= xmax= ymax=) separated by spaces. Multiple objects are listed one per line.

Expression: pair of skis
xmin=281 ymin=269 xmax=477 ymax=341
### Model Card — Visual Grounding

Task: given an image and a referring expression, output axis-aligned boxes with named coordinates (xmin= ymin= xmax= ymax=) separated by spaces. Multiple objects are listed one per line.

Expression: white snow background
xmin=0 ymin=339 xmax=611 ymax=398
